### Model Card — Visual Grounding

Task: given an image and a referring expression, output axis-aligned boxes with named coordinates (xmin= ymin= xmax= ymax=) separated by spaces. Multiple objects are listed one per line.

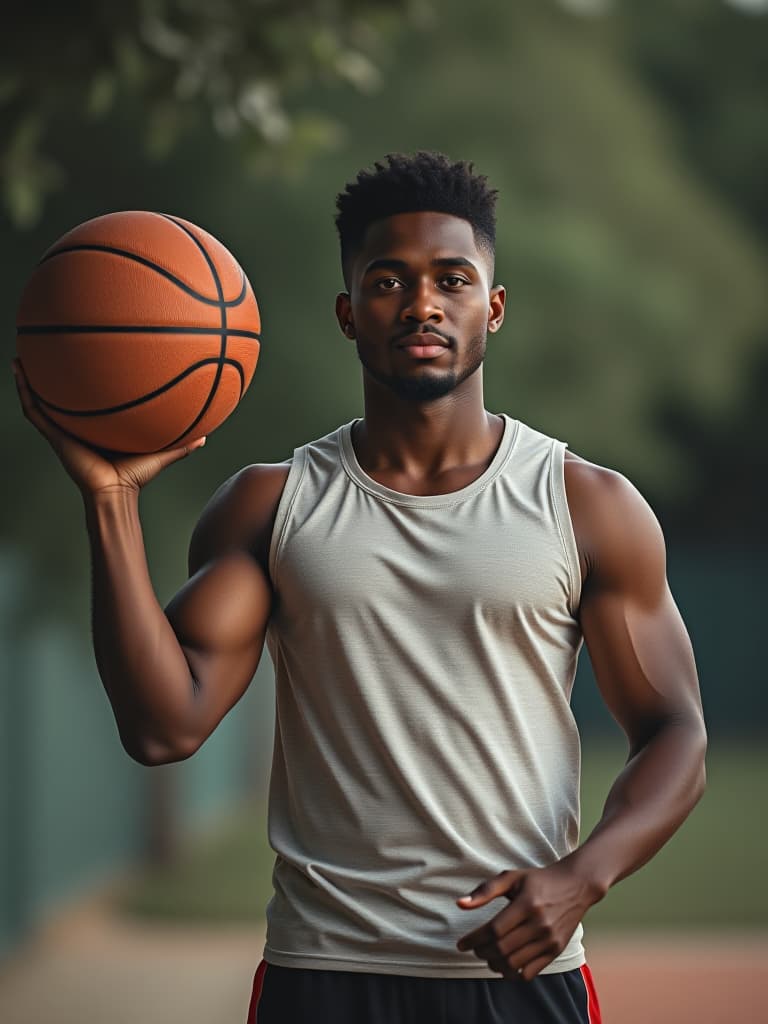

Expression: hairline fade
xmin=335 ymin=151 xmax=498 ymax=284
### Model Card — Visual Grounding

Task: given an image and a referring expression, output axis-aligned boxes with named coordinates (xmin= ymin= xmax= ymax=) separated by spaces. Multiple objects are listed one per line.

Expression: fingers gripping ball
xmin=15 ymin=211 xmax=261 ymax=453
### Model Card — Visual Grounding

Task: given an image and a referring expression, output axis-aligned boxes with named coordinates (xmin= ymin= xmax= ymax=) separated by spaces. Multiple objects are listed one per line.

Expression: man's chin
xmin=367 ymin=370 xmax=459 ymax=402
xmin=359 ymin=343 xmax=486 ymax=403
xmin=390 ymin=374 xmax=459 ymax=401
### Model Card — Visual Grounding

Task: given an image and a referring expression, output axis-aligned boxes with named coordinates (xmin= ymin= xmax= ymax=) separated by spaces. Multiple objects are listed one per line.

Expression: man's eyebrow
xmin=431 ymin=257 xmax=478 ymax=272
xmin=362 ymin=258 xmax=409 ymax=275
xmin=362 ymin=256 xmax=479 ymax=274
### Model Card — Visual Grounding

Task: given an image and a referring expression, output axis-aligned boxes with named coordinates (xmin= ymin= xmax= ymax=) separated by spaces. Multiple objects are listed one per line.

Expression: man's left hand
xmin=455 ymin=860 xmax=601 ymax=981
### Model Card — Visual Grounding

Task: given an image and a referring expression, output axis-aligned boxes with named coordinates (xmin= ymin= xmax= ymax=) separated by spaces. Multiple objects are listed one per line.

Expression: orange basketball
xmin=15 ymin=211 xmax=261 ymax=453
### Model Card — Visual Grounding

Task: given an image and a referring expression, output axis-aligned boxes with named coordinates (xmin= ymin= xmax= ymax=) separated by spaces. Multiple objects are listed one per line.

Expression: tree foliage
xmin=613 ymin=0 xmax=768 ymax=243
xmin=2 ymin=0 xmax=427 ymax=226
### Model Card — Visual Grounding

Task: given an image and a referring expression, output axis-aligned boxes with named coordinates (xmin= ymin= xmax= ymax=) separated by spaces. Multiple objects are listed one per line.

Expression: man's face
xmin=337 ymin=211 xmax=505 ymax=402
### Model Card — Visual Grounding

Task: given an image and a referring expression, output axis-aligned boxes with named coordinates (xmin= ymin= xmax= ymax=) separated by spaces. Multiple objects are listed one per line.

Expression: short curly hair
xmin=335 ymin=151 xmax=498 ymax=281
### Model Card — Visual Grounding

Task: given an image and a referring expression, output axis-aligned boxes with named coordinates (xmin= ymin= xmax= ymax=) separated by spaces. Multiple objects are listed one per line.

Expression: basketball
xmin=15 ymin=211 xmax=261 ymax=453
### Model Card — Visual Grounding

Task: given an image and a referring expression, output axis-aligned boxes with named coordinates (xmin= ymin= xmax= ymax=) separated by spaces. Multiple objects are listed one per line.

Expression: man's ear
xmin=335 ymin=292 xmax=355 ymax=339
xmin=488 ymin=285 xmax=506 ymax=334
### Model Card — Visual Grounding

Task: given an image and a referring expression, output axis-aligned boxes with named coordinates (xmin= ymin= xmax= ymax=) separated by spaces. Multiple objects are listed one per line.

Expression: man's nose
xmin=400 ymin=281 xmax=444 ymax=323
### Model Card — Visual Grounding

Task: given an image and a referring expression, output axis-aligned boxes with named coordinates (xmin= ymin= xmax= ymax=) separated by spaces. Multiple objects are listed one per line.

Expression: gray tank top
xmin=264 ymin=415 xmax=585 ymax=977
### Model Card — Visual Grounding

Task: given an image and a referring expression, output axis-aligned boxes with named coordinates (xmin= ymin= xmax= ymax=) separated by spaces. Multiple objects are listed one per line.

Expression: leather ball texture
xmin=16 ymin=210 xmax=261 ymax=453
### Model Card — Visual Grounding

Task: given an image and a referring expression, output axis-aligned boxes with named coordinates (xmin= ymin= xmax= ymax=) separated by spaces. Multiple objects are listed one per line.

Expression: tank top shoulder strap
xmin=267 ymin=424 xmax=346 ymax=585
xmin=549 ymin=435 xmax=581 ymax=615
xmin=268 ymin=446 xmax=308 ymax=586
xmin=497 ymin=420 xmax=581 ymax=614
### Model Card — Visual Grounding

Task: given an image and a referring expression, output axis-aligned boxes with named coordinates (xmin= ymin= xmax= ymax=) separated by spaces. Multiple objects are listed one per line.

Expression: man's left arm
xmin=457 ymin=459 xmax=707 ymax=980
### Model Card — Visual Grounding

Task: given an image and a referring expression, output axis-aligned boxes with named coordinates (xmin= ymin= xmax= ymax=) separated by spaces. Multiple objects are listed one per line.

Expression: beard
xmin=356 ymin=330 xmax=487 ymax=402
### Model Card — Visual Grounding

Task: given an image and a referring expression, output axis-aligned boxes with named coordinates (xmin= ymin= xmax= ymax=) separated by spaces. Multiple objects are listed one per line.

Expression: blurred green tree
xmin=1 ymin=0 xmax=429 ymax=227
xmin=613 ymin=0 xmax=768 ymax=243
xmin=598 ymin=0 xmax=768 ymax=536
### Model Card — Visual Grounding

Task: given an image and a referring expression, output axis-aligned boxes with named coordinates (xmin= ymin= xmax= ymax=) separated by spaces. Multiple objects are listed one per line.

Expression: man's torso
xmin=263 ymin=415 xmax=585 ymax=977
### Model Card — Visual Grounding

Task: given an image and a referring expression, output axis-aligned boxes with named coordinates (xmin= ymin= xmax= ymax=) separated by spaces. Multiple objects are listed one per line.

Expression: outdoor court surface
xmin=0 ymin=897 xmax=765 ymax=1023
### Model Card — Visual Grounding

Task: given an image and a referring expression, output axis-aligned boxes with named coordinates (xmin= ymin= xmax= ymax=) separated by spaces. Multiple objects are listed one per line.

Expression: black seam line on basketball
xmin=158 ymin=215 xmax=228 ymax=448
xmin=17 ymin=324 xmax=261 ymax=341
xmin=33 ymin=357 xmax=245 ymax=417
xmin=158 ymin=215 xmax=247 ymax=307
xmin=40 ymin=244 xmax=247 ymax=308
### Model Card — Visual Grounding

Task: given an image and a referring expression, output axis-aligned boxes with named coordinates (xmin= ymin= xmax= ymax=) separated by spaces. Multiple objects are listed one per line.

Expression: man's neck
xmin=352 ymin=374 xmax=505 ymax=494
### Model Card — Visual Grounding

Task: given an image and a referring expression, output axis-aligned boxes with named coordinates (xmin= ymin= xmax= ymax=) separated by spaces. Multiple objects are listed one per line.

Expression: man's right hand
xmin=12 ymin=358 xmax=206 ymax=498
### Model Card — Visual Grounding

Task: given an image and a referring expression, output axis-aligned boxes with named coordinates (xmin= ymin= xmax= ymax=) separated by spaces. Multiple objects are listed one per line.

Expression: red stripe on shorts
xmin=246 ymin=960 xmax=268 ymax=1024
xmin=580 ymin=964 xmax=602 ymax=1024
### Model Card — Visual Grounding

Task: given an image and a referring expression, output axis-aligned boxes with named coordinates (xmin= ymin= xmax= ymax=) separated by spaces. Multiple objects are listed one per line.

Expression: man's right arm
xmin=87 ymin=464 xmax=287 ymax=766
xmin=14 ymin=358 xmax=287 ymax=767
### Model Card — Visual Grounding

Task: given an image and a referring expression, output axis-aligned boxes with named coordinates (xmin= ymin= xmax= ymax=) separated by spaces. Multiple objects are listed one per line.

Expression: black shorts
xmin=247 ymin=961 xmax=602 ymax=1024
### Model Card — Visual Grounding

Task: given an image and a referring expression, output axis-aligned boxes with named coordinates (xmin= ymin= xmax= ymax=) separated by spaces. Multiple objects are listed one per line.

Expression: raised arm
xmin=157 ymin=462 xmax=289 ymax=761
xmin=88 ymin=463 xmax=287 ymax=765
xmin=14 ymin=358 xmax=288 ymax=767
xmin=457 ymin=456 xmax=706 ymax=979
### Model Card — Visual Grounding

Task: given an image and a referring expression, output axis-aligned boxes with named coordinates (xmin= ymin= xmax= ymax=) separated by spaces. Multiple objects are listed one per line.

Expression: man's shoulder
xmin=226 ymin=460 xmax=293 ymax=497
xmin=563 ymin=452 xmax=665 ymax=586
xmin=563 ymin=452 xmax=652 ymax=520
xmin=501 ymin=416 xmax=646 ymax=517
xmin=202 ymin=420 xmax=351 ymax=521
xmin=189 ymin=461 xmax=293 ymax=574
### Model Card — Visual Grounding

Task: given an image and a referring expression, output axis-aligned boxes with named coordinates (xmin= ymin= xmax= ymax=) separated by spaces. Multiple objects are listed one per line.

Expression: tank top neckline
xmin=338 ymin=413 xmax=520 ymax=508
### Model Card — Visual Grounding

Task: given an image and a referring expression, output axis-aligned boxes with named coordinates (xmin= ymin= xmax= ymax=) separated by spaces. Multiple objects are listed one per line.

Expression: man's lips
xmin=395 ymin=331 xmax=451 ymax=351
xmin=397 ymin=333 xmax=450 ymax=359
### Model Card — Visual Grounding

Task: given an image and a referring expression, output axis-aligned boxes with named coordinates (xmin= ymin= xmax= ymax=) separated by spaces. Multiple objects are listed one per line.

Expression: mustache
xmin=391 ymin=326 xmax=455 ymax=345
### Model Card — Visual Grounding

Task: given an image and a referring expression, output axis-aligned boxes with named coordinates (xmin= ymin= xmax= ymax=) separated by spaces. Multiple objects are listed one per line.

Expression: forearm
xmin=568 ymin=714 xmax=707 ymax=899
xmin=85 ymin=488 xmax=197 ymax=763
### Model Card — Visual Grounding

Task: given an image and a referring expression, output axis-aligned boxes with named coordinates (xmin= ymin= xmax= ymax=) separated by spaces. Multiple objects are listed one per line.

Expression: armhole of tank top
xmin=268 ymin=446 xmax=308 ymax=589
xmin=549 ymin=440 xmax=582 ymax=616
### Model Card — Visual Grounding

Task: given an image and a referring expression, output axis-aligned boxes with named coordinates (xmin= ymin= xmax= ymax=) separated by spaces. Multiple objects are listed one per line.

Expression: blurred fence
xmin=2 ymin=540 xmax=765 ymax=959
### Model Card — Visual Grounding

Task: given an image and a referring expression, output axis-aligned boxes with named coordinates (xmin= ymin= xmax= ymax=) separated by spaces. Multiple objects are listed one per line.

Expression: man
xmin=14 ymin=152 xmax=706 ymax=1024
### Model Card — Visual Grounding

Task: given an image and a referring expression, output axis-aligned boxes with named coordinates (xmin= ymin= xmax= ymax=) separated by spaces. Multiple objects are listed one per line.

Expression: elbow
xmin=695 ymin=725 xmax=708 ymax=805
xmin=685 ymin=714 xmax=708 ymax=809
xmin=121 ymin=730 xmax=200 ymax=767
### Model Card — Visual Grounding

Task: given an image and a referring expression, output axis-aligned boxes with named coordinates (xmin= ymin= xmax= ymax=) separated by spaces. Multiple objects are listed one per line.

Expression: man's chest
xmin=273 ymin=495 xmax=571 ymax=633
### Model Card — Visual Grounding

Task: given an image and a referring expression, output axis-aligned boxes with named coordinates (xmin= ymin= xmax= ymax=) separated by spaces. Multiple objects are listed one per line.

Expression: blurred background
xmin=1 ymin=0 xmax=766 ymax=1021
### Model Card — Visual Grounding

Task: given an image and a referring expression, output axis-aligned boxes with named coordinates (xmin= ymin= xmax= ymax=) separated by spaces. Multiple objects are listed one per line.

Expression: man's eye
xmin=442 ymin=275 xmax=467 ymax=288
xmin=376 ymin=278 xmax=402 ymax=291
